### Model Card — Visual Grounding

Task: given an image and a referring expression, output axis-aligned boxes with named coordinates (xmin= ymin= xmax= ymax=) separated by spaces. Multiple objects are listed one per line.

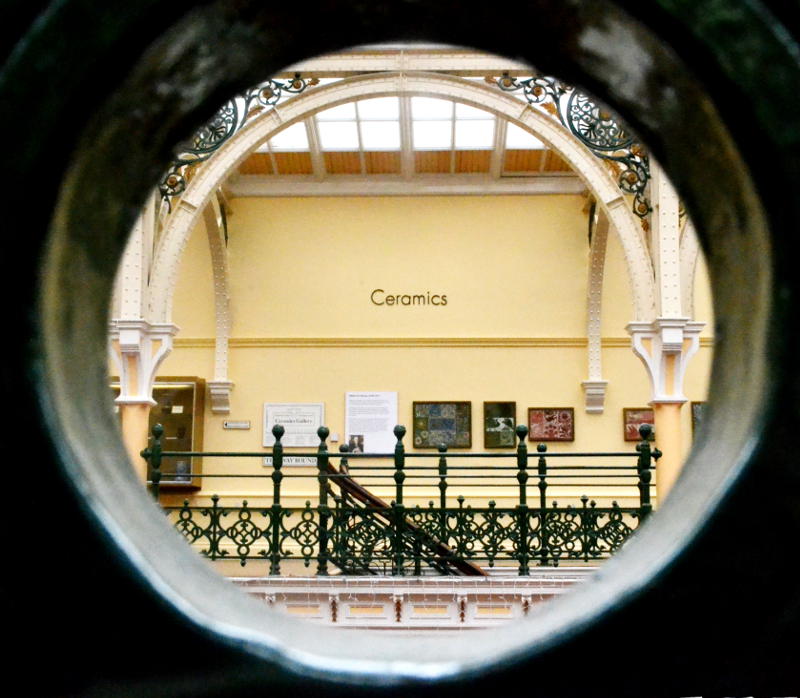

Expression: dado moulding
xmin=173 ymin=336 xmax=714 ymax=349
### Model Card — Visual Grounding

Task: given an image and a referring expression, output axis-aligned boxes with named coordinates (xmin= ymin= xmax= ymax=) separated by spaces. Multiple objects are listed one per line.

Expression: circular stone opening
xmin=37 ymin=1 xmax=773 ymax=689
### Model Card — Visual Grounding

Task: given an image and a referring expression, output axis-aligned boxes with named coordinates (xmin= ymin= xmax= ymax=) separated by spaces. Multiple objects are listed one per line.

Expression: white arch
xmin=148 ymin=72 xmax=655 ymax=322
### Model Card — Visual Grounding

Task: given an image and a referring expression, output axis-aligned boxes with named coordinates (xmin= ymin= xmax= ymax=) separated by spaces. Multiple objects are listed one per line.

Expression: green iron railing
xmin=142 ymin=423 xmax=659 ymax=576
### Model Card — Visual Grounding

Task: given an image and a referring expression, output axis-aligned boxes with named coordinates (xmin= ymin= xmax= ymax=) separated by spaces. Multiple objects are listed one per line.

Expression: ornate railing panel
xmin=147 ymin=422 xmax=659 ymax=576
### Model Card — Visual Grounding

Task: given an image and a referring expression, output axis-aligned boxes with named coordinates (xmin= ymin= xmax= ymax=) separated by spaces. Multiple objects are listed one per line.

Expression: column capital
xmin=109 ymin=319 xmax=180 ymax=404
xmin=627 ymin=317 xmax=705 ymax=403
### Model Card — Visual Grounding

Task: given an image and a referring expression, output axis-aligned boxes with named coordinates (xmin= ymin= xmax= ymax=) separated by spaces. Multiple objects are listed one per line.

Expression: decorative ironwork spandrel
xmin=160 ymin=74 xmax=318 ymax=206
xmin=494 ymin=72 xmax=651 ymax=222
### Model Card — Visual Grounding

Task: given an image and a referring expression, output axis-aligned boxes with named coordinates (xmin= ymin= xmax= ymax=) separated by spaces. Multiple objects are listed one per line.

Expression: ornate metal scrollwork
xmin=493 ymin=72 xmax=651 ymax=221
xmin=159 ymin=73 xmax=318 ymax=206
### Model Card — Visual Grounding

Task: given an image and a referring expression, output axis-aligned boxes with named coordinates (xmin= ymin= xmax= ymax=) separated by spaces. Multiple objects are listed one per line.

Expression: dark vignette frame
xmin=3 ymin=0 xmax=800 ymax=695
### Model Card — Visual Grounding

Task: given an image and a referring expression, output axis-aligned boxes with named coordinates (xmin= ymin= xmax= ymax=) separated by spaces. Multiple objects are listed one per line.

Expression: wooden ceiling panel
xmin=324 ymin=151 xmax=362 ymax=174
xmin=503 ymin=149 xmax=543 ymax=172
xmin=238 ymin=153 xmax=273 ymax=175
xmin=415 ymin=151 xmax=451 ymax=174
xmin=274 ymin=152 xmax=313 ymax=175
xmin=365 ymin=151 xmax=401 ymax=174
xmin=455 ymin=150 xmax=491 ymax=173
xmin=545 ymin=152 xmax=573 ymax=172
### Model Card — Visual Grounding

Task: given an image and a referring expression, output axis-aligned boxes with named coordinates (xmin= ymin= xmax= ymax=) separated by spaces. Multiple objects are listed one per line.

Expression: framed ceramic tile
xmin=483 ymin=401 xmax=516 ymax=449
xmin=527 ymin=407 xmax=574 ymax=442
xmin=623 ymin=407 xmax=654 ymax=441
xmin=412 ymin=401 xmax=471 ymax=449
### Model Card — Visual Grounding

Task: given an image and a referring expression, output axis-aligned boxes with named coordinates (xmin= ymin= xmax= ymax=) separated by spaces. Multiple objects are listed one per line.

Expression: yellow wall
xmin=158 ymin=194 xmax=714 ymax=505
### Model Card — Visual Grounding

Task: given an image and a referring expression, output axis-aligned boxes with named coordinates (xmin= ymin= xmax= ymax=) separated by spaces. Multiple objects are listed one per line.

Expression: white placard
xmin=345 ymin=392 xmax=398 ymax=453
xmin=223 ymin=420 xmax=251 ymax=430
xmin=263 ymin=403 xmax=324 ymax=447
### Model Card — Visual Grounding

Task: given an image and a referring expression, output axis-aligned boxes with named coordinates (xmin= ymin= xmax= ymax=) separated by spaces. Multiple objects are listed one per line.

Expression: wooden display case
xmin=111 ymin=376 xmax=205 ymax=491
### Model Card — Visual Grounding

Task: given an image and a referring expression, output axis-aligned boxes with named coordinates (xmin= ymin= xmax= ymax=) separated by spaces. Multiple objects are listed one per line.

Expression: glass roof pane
xmin=411 ymin=97 xmax=453 ymax=119
xmin=360 ymin=121 xmax=401 ymax=150
xmin=455 ymin=102 xmax=492 ymax=119
xmin=318 ymin=121 xmax=360 ymax=149
xmin=454 ymin=119 xmax=495 ymax=148
xmin=413 ymin=120 xmax=452 ymax=149
xmin=357 ymin=97 xmax=400 ymax=120
xmin=316 ymin=102 xmax=357 ymax=120
xmin=505 ymin=122 xmax=546 ymax=149
xmin=268 ymin=122 xmax=308 ymax=151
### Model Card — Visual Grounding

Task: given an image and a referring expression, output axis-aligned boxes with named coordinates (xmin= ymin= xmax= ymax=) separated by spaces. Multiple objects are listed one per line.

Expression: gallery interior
xmin=107 ymin=44 xmax=713 ymax=630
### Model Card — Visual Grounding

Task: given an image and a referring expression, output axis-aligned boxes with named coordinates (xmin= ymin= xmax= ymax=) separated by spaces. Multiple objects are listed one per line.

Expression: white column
xmin=582 ymin=207 xmax=609 ymax=413
xmin=109 ymin=319 xmax=179 ymax=480
xmin=627 ymin=163 xmax=705 ymax=500
xmin=203 ymin=197 xmax=234 ymax=413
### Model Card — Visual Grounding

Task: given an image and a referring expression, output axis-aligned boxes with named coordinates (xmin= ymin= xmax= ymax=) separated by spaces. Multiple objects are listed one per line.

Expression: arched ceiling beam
xmin=148 ymin=72 xmax=655 ymax=324
xmin=680 ymin=217 xmax=701 ymax=320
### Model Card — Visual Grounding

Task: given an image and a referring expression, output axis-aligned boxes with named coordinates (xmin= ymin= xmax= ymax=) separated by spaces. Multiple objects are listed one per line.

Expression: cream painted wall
xmin=159 ymin=194 xmax=713 ymax=504
xmin=171 ymin=214 xmax=216 ymax=337
xmin=226 ymin=196 xmax=590 ymax=338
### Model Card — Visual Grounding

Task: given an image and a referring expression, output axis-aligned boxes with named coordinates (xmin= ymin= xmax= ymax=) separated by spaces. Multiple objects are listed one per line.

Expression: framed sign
xmin=528 ymin=407 xmax=575 ymax=442
xmin=263 ymin=402 xmax=324 ymax=448
xmin=623 ymin=407 xmax=654 ymax=442
xmin=345 ymin=391 xmax=398 ymax=453
xmin=413 ymin=401 xmax=471 ymax=449
xmin=483 ymin=402 xmax=516 ymax=448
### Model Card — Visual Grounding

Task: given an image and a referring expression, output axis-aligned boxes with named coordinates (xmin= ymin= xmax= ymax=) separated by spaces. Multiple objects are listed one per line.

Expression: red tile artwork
xmin=527 ymin=408 xmax=575 ymax=442
xmin=623 ymin=408 xmax=654 ymax=441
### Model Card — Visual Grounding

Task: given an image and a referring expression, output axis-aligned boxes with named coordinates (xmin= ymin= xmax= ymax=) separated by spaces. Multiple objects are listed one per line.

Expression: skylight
xmin=317 ymin=121 xmax=360 ymax=150
xmin=411 ymin=97 xmax=453 ymax=119
xmin=249 ymin=94 xmax=551 ymax=176
xmin=314 ymin=97 xmax=401 ymax=151
xmin=454 ymin=119 xmax=494 ymax=149
xmin=413 ymin=120 xmax=452 ymax=150
xmin=265 ymin=121 xmax=309 ymax=151
xmin=360 ymin=121 xmax=400 ymax=149
xmin=506 ymin=122 xmax=545 ymax=150
xmin=357 ymin=97 xmax=400 ymax=120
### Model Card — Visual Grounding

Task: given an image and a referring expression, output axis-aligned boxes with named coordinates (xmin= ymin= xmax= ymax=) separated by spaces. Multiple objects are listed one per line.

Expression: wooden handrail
xmin=323 ymin=461 xmax=487 ymax=576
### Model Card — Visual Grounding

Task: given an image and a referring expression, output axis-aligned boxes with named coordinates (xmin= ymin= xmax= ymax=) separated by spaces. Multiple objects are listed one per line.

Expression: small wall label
xmin=223 ymin=420 xmax=251 ymax=430
xmin=263 ymin=456 xmax=317 ymax=467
